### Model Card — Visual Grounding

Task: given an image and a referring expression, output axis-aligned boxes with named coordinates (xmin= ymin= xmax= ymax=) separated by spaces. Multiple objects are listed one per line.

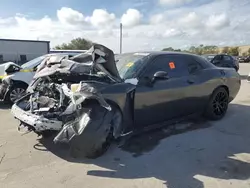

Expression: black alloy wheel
xmin=205 ymin=87 xmax=229 ymax=120
xmin=212 ymin=90 xmax=228 ymax=117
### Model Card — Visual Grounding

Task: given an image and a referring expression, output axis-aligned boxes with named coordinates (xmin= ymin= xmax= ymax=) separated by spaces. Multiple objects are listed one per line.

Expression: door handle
xmin=187 ymin=79 xmax=194 ymax=84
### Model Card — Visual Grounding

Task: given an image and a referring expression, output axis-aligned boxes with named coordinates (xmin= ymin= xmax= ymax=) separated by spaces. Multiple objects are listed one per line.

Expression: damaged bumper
xmin=11 ymin=80 xmax=113 ymax=144
xmin=11 ymin=103 xmax=63 ymax=132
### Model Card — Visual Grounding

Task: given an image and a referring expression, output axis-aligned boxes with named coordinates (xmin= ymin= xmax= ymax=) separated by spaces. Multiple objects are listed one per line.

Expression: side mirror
xmin=152 ymin=71 xmax=168 ymax=83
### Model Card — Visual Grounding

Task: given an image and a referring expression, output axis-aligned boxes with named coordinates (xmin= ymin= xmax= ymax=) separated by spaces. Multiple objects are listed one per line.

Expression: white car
xmin=0 ymin=53 xmax=80 ymax=104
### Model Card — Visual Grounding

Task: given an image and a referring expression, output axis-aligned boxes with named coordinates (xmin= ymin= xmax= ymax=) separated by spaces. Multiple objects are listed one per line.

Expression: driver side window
xmin=142 ymin=56 xmax=170 ymax=78
xmin=142 ymin=55 xmax=189 ymax=79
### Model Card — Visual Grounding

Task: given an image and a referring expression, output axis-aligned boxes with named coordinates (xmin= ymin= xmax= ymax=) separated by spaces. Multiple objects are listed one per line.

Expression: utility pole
xmin=120 ymin=23 xmax=123 ymax=54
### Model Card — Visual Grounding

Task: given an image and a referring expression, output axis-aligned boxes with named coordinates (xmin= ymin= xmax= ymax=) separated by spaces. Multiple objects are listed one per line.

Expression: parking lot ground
xmin=1 ymin=64 xmax=250 ymax=188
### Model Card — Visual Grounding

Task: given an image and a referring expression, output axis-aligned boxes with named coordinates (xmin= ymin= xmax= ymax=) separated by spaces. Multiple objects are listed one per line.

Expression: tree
xmin=222 ymin=46 xmax=229 ymax=54
xmin=55 ymin=37 xmax=93 ymax=50
xmin=248 ymin=48 xmax=250 ymax=56
xmin=242 ymin=52 xmax=248 ymax=56
xmin=189 ymin=46 xmax=196 ymax=54
xmin=202 ymin=45 xmax=218 ymax=54
xmin=188 ymin=45 xmax=205 ymax=55
xmin=162 ymin=47 xmax=182 ymax=52
xmin=228 ymin=47 xmax=239 ymax=56
xmin=162 ymin=47 xmax=175 ymax=51
xmin=162 ymin=44 xmax=219 ymax=55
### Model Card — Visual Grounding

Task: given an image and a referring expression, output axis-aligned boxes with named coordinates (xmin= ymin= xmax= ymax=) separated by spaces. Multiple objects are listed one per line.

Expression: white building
xmin=0 ymin=39 xmax=50 ymax=65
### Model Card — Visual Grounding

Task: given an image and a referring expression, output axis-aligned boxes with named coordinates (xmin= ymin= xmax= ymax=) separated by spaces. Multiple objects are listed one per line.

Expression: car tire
xmin=5 ymin=84 xmax=27 ymax=104
xmin=204 ymin=87 xmax=229 ymax=121
xmin=69 ymin=103 xmax=122 ymax=159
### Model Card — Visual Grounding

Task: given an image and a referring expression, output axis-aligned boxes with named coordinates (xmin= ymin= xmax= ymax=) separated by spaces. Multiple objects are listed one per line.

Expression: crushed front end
xmin=11 ymin=43 xmax=120 ymax=143
xmin=11 ymin=76 xmax=112 ymax=142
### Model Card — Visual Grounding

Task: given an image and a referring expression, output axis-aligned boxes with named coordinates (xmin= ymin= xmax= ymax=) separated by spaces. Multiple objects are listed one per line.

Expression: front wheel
xmin=204 ymin=87 xmax=229 ymax=120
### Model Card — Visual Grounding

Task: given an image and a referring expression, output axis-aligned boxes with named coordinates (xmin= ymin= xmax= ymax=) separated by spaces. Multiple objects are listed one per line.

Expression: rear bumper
xmin=11 ymin=103 xmax=63 ymax=132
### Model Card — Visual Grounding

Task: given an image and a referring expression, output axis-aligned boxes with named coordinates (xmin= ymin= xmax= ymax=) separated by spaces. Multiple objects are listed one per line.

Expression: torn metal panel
xmin=54 ymin=111 xmax=91 ymax=143
xmin=34 ymin=44 xmax=122 ymax=82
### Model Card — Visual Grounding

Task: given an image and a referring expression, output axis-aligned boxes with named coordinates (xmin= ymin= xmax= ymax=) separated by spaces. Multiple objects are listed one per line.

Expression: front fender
xmin=101 ymin=83 xmax=136 ymax=135
xmin=10 ymin=71 xmax=34 ymax=85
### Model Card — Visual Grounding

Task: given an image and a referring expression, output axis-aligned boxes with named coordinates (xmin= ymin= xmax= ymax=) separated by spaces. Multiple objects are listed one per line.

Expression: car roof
xmin=202 ymin=54 xmax=216 ymax=56
xmin=119 ymin=51 xmax=202 ymax=57
xmin=216 ymin=53 xmax=233 ymax=56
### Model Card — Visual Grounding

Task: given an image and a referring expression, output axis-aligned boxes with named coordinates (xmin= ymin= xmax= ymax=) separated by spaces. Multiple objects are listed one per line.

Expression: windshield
xmin=115 ymin=53 xmax=149 ymax=79
xmin=21 ymin=55 xmax=47 ymax=69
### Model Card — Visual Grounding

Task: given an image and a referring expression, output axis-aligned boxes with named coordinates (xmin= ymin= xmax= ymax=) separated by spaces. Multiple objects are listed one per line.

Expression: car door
xmin=134 ymin=54 xmax=198 ymax=128
xmin=185 ymin=57 xmax=210 ymax=112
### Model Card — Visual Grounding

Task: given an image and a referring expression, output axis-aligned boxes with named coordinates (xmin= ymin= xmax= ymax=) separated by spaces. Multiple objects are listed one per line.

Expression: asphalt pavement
xmin=1 ymin=63 xmax=250 ymax=188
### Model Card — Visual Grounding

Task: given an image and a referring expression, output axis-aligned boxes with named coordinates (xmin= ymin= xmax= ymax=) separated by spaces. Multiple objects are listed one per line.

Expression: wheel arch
xmin=207 ymin=85 xmax=229 ymax=105
xmin=83 ymin=98 xmax=126 ymax=139
xmin=11 ymin=80 xmax=29 ymax=89
xmin=204 ymin=85 xmax=230 ymax=120
xmin=105 ymin=99 xmax=123 ymax=138
xmin=219 ymin=85 xmax=229 ymax=96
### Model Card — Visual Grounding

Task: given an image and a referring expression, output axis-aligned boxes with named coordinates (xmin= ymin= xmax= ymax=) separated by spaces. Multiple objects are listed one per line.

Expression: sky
xmin=0 ymin=0 xmax=250 ymax=53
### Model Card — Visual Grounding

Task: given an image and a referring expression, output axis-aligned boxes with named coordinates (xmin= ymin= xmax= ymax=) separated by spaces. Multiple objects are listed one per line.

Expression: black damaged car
xmin=11 ymin=44 xmax=241 ymax=158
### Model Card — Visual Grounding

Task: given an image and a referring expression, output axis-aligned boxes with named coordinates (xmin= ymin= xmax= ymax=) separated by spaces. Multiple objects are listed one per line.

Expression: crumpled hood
xmin=33 ymin=44 xmax=122 ymax=82
xmin=0 ymin=62 xmax=21 ymax=76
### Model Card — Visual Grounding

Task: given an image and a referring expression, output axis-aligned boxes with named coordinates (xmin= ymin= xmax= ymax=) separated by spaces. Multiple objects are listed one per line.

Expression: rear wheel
xmin=69 ymin=103 xmax=122 ymax=159
xmin=204 ymin=87 xmax=229 ymax=120
xmin=6 ymin=84 xmax=27 ymax=104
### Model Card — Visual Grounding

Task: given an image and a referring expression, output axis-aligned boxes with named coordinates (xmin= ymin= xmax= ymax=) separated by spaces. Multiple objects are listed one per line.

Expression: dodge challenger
xmin=11 ymin=44 xmax=241 ymax=158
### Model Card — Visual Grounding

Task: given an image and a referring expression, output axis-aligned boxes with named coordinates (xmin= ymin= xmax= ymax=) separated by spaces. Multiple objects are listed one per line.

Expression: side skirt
xmin=119 ymin=112 xmax=202 ymax=139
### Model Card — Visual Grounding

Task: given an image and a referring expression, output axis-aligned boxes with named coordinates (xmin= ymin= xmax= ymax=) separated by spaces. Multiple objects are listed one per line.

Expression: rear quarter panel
xmin=201 ymin=67 xmax=240 ymax=102
xmin=223 ymin=68 xmax=241 ymax=102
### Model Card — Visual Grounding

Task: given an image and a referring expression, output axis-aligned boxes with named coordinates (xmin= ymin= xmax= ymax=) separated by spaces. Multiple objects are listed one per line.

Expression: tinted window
xmin=143 ymin=55 xmax=189 ymax=78
xmin=223 ymin=55 xmax=231 ymax=61
xmin=194 ymin=56 xmax=214 ymax=68
xmin=214 ymin=55 xmax=223 ymax=60
xmin=21 ymin=55 xmax=47 ymax=69
xmin=188 ymin=61 xmax=202 ymax=74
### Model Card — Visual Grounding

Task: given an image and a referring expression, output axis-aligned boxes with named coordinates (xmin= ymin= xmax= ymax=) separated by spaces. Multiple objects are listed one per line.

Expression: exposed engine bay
xmin=20 ymin=77 xmax=111 ymax=121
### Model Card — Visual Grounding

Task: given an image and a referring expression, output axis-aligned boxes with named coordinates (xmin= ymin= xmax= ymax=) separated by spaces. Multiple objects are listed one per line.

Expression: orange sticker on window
xmin=169 ymin=62 xmax=175 ymax=69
